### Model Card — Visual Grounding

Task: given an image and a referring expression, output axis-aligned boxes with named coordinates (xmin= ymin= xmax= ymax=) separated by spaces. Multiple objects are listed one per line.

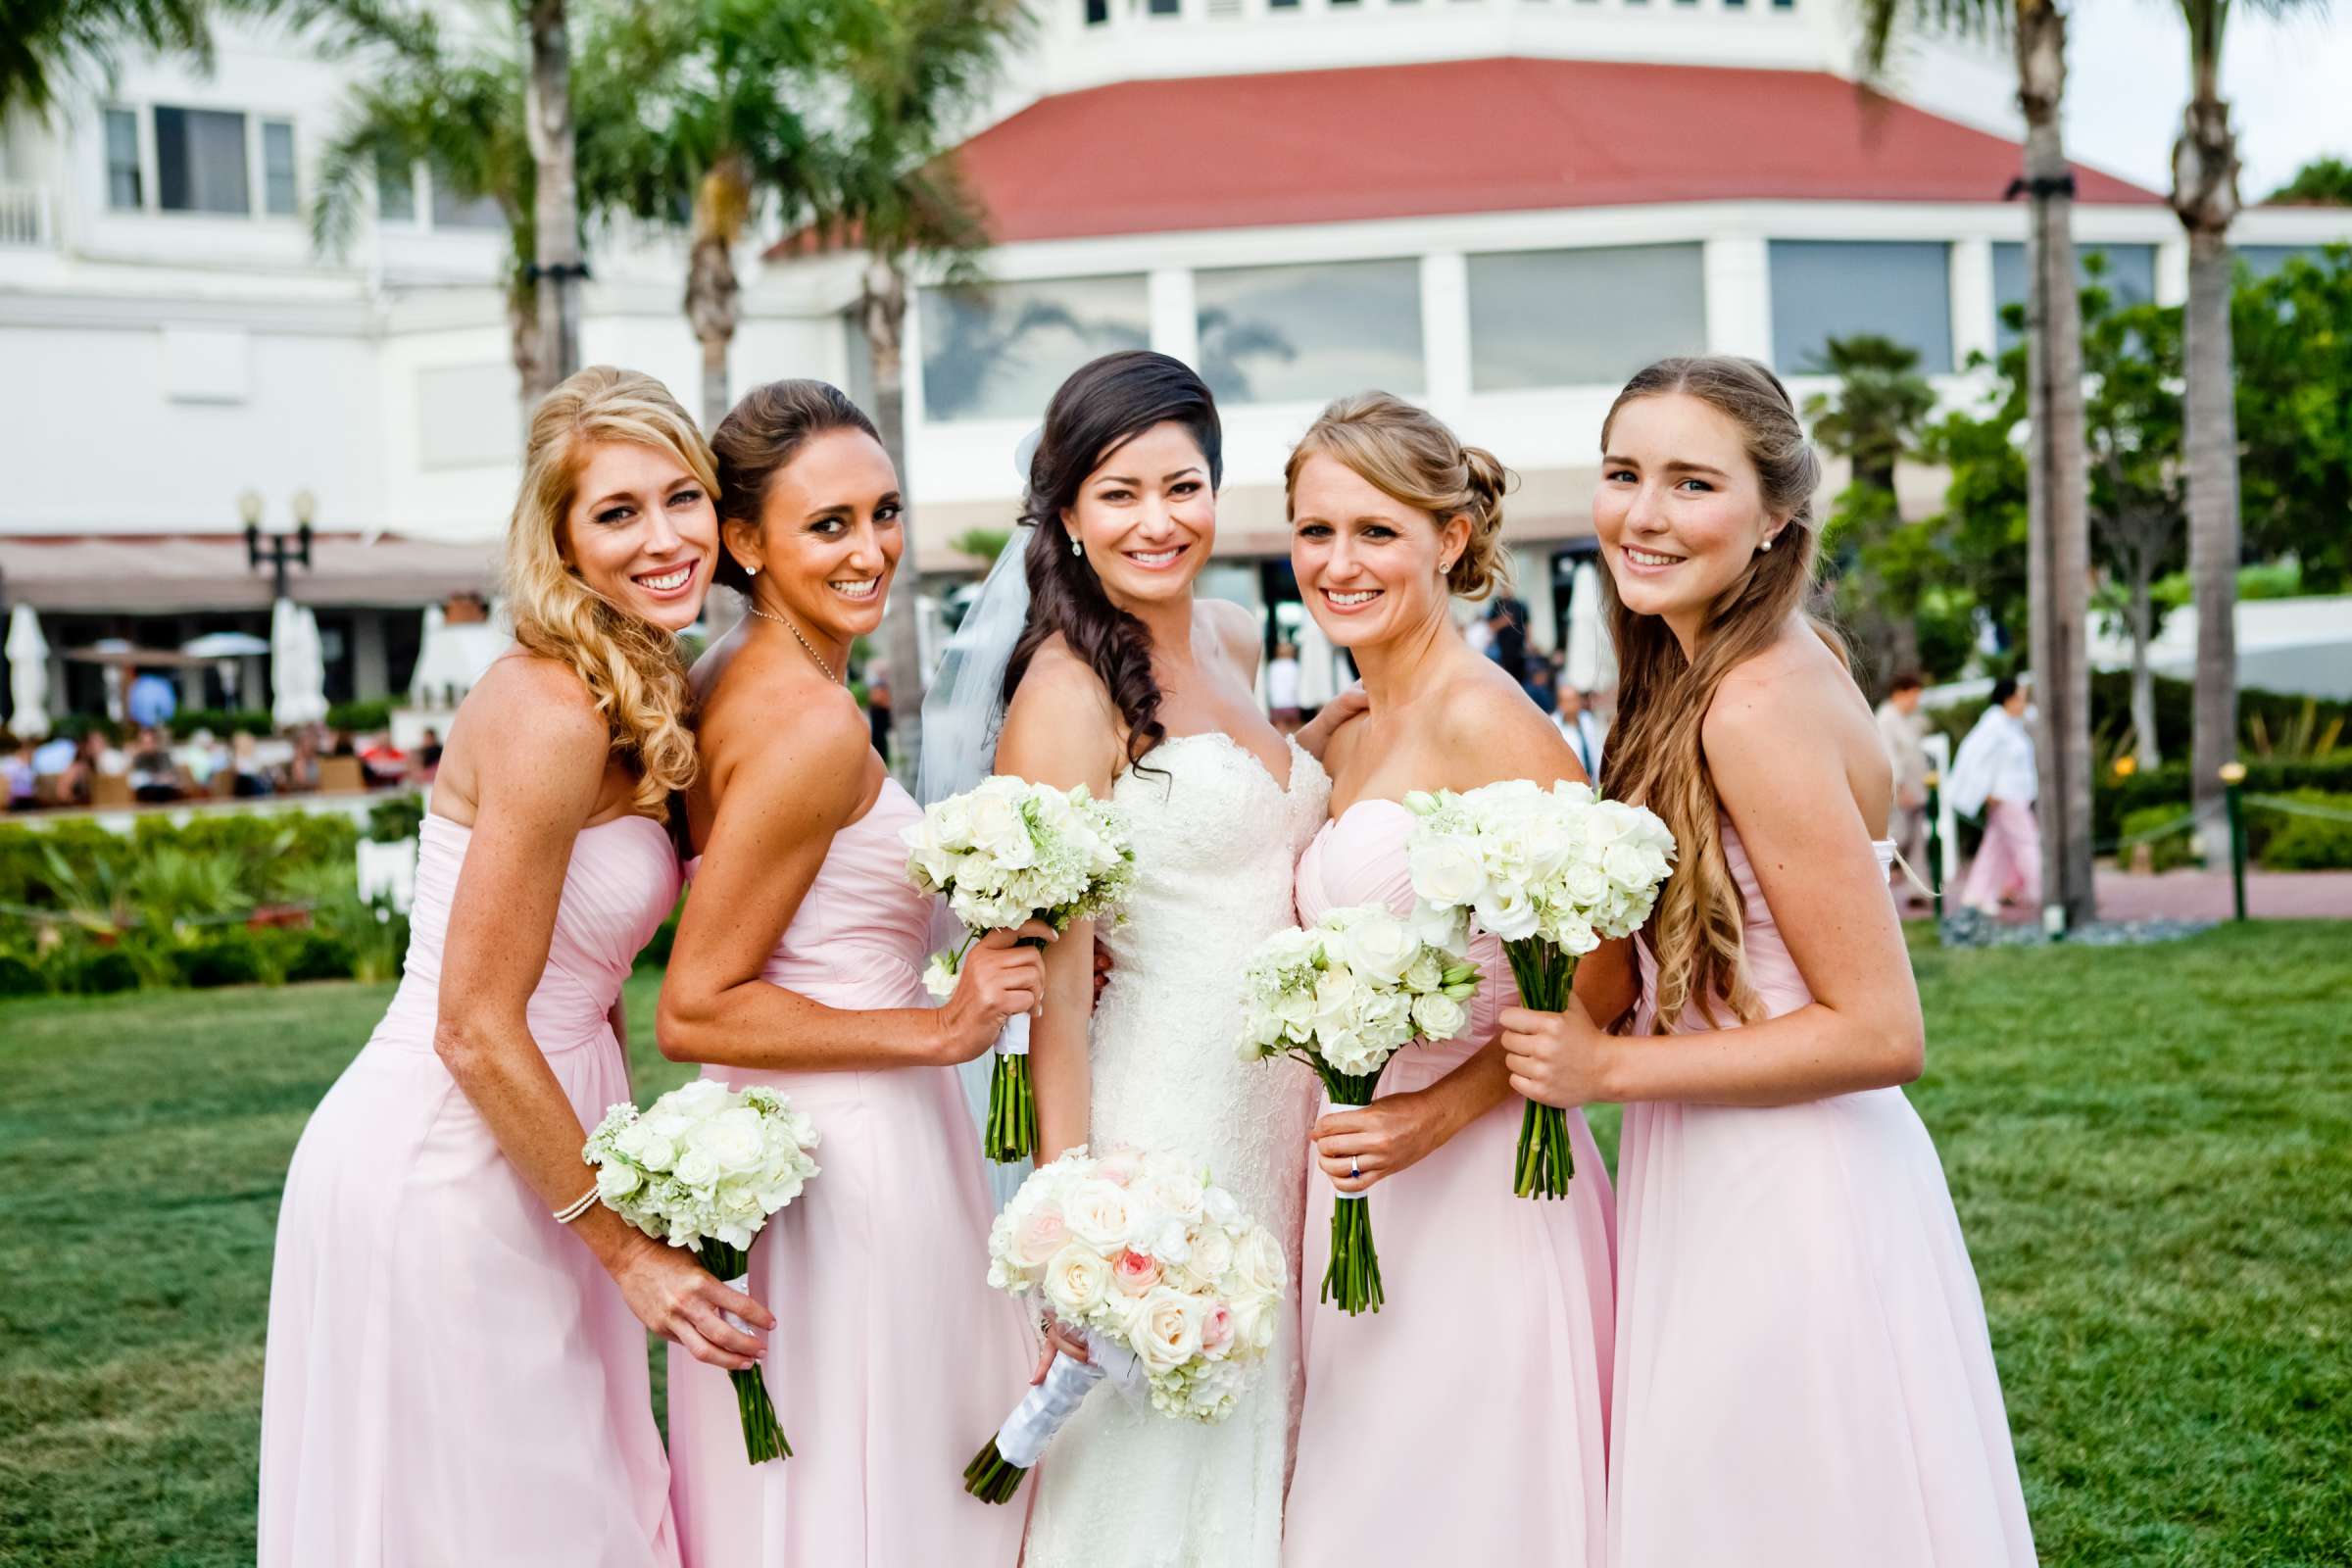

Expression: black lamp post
xmin=243 ymin=488 xmax=315 ymax=601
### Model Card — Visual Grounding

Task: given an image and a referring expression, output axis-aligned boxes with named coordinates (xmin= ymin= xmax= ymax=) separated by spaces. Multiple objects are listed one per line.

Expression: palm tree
xmin=820 ymin=0 xmax=1028 ymax=772
xmin=2165 ymin=0 xmax=2324 ymax=859
xmin=1803 ymin=333 xmax=1937 ymax=689
xmin=583 ymin=0 xmax=827 ymax=430
xmin=1856 ymin=0 xmax=2096 ymax=925
xmin=523 ymin=0 xmax=581 ymax=389
xmin=0 ymin=0 xmax=212 ymax=117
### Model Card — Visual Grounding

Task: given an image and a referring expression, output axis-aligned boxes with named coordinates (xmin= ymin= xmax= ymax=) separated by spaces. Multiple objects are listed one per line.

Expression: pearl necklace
xmin=745 ymin=603 xmax=841 ymax=684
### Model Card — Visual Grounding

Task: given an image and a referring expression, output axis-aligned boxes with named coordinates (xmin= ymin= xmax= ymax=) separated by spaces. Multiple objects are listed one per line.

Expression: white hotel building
xmin=1 ymin=0 xmax=2345 ymax=718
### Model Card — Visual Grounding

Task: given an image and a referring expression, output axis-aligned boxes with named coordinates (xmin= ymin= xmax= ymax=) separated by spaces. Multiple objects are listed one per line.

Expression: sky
xmin=2059 ymin=3 xmax=2352 ymax=198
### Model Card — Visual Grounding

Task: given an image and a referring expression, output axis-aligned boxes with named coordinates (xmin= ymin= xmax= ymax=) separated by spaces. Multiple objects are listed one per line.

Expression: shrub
xmin=326 ymin=699 xmax=395 ymax=733
xmin=367 ymin=793 xmax=425 ymax=845
xmin=173 ymin=930 xmax=267 ymax=989
xmin=0 ymin=952 xmax=43 ymax=997
xmin=2096 ymin=757 xmax=2352 ymax=844
xmin=634 ymin=901 xmax=683 ymax=971
xmin=167 ymin=708 xmax=272 ymax=740
xmin=2117 ymin=806 xmax=2204 ymax=871
xmin=62 ymin=946 xmax=142 ymax=995
xmin=284 ymin=929 xmax=358 ymax=984
xmin=2254 ymin=793 xmax=2352 ymax=871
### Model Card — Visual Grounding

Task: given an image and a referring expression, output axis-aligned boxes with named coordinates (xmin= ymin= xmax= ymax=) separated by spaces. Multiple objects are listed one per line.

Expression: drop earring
xmin=1069 ymin=535 xmax=1084 ymax=559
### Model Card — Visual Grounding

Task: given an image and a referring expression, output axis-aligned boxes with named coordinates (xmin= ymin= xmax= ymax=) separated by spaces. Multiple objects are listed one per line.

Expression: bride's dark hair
xmin=1001 ymin=350 xmax=1224 ymax=771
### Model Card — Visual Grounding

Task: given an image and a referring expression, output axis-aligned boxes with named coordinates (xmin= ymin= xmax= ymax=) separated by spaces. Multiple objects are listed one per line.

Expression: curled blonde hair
xmin=1285 ymin=390 xmax=1515 ymax=600
xmin=502 ymin=365 xmax=718 ymax=812
xmin=1596 ymin=357 xmax=1838 ymax=1032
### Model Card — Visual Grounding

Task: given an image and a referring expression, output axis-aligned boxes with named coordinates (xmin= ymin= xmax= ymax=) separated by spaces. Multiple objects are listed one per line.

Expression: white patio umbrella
xmin=270 ymin=600 xmax=328 ymax=730
xmin=1561 ymin=559 xmax=1614 ymax=697
xmin=7 ymin=605 xmax=50 ymax=741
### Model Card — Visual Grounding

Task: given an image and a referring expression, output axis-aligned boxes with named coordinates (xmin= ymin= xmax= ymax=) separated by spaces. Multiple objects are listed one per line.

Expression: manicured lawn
xmin=1 ymin=927 xmax=2346 ymax=1566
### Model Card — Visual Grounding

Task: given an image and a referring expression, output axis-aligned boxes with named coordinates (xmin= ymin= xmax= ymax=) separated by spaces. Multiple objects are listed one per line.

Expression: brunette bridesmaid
xmin=261 ymin=367 xmax=767 ymax=1567
xmin=1501 ymin=357 xmax=2035 ymax=1566
xmin=1279 ymin=393 xmax=1616 ymax=1566
xmin=655 ymin=380 xmax=1040 ymax=1567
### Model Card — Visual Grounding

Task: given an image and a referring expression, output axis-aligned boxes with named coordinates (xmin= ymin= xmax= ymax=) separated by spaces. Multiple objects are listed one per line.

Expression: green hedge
xmin=326 ymin=699 xmax=395 ymax=733
xmin=2095 ymin=757 xmax=2352 ymax=846
xmin=2118 ymin=805 xmax=2204 ymax=871
xmin=2254 ymin=792 xmax=2352 ymax=871
xmin=166 ymin=708 xmax=273 ymax=739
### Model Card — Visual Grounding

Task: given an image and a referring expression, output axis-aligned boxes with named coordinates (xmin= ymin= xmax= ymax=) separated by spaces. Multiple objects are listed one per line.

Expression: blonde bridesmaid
xmin=655 ymin=380 xmax=1040 ymax=1567
xmin=1500 ymin=356 xmax=2035 ymax=1566
xmin=1282 ymin=393 xmax=1616 ymax=1567
xmin=261 ymin=367 xmax=768 ymax=1567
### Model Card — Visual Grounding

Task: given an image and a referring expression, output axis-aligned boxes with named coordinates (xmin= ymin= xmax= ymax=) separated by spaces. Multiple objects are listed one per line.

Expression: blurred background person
xmin=1557 ymin=686 xmax=1606 ymax=781
xmin=1267 ymin=638 xmax=1303 ymax=732
xmin=1876 ymin=672 xmax=1933 ymax=906
xmin=1948 ymin=675 xmax=2039 ymax=917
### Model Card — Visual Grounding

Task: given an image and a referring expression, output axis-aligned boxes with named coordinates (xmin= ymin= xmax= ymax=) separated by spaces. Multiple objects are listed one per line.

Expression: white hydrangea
xmin=583 ymin=1081 xmax=821 ymax=1251
xmin=904 ymin=774 xmax=1137 ymax=959
xmin=1235 ymin=904 xmax=1482 ymax=1083
xmin=983 ymin=1146 xmax=1284 ymax=1424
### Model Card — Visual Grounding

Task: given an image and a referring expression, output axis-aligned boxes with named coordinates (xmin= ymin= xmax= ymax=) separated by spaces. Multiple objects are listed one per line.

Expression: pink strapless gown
xmin=1286 ymin=800 xmax=1617 ymax=1567
xmin=664 ymin=778 xmax=1031 ymax=1567
xmin=260 ymin=812 xmax=682 ymax=1568
xmin=1612 ymin=820 xmax=2035 ymax=1566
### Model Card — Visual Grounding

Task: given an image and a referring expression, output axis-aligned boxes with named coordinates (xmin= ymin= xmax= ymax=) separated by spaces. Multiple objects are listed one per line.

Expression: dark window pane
xmin=1990 ymin=241 xmax=2157 ymax=354
xmin=104 ymin=108 xmax=141 ymax=209
xmin=1770 ymin=239 xmax=1952 ymax=374
xmin=1195 ymin=259 xmax=1424 ymax=405
xmin=1468 ymin=244 xmax=1708 ymax=390
xmin=262 ymin=121 xmax=296 ymax=216
xmin=377 ymin=155 xmax=416 ymax=223
xmin=1147 ymin=0 xmax=1179 ymax=14
xmin=1085 ymin=0 xmax=1109 ymax=21
xmin=155 ymin=106 xmax=250 ymax=215
xmin=920 ymin=275 xmax=1152 ymax=422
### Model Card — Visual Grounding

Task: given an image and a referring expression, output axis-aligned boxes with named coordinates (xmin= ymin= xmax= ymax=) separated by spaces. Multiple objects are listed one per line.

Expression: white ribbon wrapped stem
xmin=1320 ymin=1094 xmax=1371 ymax=1203
xmin=722 ymin=1274 xmax=759 ymax=1336
xmin=999 ymin=1012 xmax=1031 ymax=1057
xmin=989 ymin=1329 xmax=1146 ymax=1468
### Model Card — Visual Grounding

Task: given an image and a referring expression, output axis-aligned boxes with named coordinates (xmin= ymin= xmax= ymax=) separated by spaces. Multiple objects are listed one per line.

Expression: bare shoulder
xmin=1000 ymin=635 xmax=1122 ymax=787
xmin=1441 ymin=659 xmax=1581 ymax=784
xmin=456 ymin=654 xmax=607 ymax=758
xmin=1702 ymin=625 xmax=1867 ymax=758
xmin=716 ymin=665 xmax=868 ymax=791
xmin=1200 ymin=598 xmax=1261 ymax=674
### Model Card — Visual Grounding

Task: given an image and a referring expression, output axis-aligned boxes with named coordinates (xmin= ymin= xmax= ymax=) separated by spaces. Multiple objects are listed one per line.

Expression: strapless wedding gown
xmin=1023 ymin=731 xmax=1332 ymax=1568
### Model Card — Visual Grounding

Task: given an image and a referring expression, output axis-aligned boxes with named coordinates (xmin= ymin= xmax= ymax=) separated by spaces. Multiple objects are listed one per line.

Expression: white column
xmin=1150 ymin=266 xmax=1199 ymax=369
xmin=1419 ymin=251 xmax=1471 ymax=415
xmin=1703 ymin=235 xmax=1774 ymax=365
xmin=1949 ymin=236 xmax=1996 ymax=369
xmin=2154 ymin=237 xmax=2190 ymax=308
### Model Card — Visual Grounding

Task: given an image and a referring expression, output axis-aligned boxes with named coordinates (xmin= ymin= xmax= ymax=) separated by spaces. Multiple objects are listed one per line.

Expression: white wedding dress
xmin=1024 ymin=730 xmax=1332 ymax=1568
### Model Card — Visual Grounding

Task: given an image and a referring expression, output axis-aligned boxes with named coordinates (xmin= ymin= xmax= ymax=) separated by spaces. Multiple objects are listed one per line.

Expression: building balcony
xmin=0 ymin=183 xmax=54 ymax=248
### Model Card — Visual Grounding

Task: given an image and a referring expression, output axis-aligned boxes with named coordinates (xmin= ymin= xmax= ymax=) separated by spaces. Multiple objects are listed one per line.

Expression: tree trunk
xmin=508 ymin=280 xmax=543 ymax=433
xmin=864 ymin=259 xmax=926 ymax=778
xmin=2015 ymin=0 xmax=2096 ymax=925
xmin=2174 ymin=90 xmax=2241 ymax=862
xmin=686 ymin=155 xmax=749 ymax=433
xmin=525 ymin=0 xmax=580 ymax=393
xmin=2129 ymin=556 xmax=2159 ymax=769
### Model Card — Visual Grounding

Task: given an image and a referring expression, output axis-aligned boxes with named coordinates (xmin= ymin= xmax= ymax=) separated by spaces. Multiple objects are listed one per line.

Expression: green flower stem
xmin=981 ymin=934 xmax=1049 ymax=1163
xmin=1501 ymin=938 xmax=1579 ymax=1200
xmin=696 ymin=1241 xmax=790 ymax=1462
xmin=1315 ymin=1067 xmax=1385 ymax=1314
xmin=963 ymin=1436 xmax=1029 ymax=1503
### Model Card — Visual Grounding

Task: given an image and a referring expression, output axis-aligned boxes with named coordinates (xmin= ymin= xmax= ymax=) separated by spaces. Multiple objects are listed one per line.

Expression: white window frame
xmin=103 ymin=102 xmax=303 ymax=221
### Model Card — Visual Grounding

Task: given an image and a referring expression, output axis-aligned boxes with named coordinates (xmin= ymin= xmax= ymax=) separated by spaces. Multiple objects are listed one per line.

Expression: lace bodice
xmin=1025 ymin=729 xmax=1332 ymax=1568
xmin=1090 ymin=731 xmax=1332 ymax=1223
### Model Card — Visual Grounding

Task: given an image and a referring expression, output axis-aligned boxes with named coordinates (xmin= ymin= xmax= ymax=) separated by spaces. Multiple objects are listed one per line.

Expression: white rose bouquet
xmin=904 ymin=775 xmax=1136 ymax=1162
xmin=582 ymin=1078 xmax=820 ymax=1463
xmin=1404 ymin=779 xmax=1676 ymax=1199
xmin=962 ymin=1146 xmax=1285 ymax=1503
xmin=1235 ymin=906 xmax=1480 ymax=1313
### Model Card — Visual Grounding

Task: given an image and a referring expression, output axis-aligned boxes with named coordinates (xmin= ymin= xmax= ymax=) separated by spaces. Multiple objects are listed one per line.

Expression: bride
xmin=925 ymin=350 xmax=1346 ymax=1566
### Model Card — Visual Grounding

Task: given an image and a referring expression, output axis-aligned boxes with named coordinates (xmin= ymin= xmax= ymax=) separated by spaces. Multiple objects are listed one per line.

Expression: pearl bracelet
xmin=553 ymin=1184 xmax=600 ymax=1225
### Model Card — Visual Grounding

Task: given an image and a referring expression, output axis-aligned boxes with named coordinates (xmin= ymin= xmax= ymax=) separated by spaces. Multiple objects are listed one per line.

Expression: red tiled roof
xmin=841 ymin=57 xmax=2157 ymax=249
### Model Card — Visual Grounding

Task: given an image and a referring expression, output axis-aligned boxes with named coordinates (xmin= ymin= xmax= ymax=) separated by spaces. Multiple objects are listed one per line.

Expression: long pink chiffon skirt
xmin=1610 ymin=1091 xmax=2036 ymax=1566
xmin=260 ymin=1025 xmax=677 ymax=1568
xmin=1285 ymin=1072 xmax=1616 ymax=1567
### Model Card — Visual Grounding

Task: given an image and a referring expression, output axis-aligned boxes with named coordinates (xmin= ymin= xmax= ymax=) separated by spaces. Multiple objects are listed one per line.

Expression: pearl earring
xmin=746 ymin=564 xmax=760 ymax=577
xmin=1070 ymin=536 xmax=1084 ymax=559
xmin=1758 ymin=536 xmax=1775 ymax=554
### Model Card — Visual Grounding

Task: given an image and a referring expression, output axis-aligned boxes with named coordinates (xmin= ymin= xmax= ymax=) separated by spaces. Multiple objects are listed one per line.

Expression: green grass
xmin=2 ymin=932 xmax=2348 ymax=1566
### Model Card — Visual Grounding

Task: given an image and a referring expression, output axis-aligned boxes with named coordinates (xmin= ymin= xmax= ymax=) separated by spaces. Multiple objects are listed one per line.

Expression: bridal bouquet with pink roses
xmin=961 ymin=1147 xmax=1286 ymax=1503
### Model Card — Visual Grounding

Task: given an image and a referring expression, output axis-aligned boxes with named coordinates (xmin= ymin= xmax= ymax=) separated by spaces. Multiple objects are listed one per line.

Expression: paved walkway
xmin=2092 ymin=867 xmax=2352 ymax=922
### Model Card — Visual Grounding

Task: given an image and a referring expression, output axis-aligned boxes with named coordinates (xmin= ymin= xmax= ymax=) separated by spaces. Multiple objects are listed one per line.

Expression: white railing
xmin=0 ymin=183 xmax=53 ymax=248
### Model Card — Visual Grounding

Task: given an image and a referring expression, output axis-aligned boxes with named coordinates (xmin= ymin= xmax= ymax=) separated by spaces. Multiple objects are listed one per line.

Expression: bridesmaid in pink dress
xmin=1280 ymin=394 xmax=1616 ymax=1566
xmin=655 ymin=380 xmax=1040 ymax=1567
xmin=262 ymin=367 xmax=772 ymax=1567
xmin=1500 ymin=357 xmax=2035 ymax=1566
